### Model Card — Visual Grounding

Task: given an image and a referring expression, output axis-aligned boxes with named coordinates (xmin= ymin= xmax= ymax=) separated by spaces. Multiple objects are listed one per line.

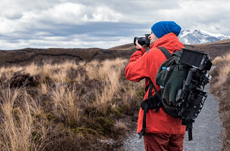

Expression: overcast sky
xmin=0 ymin=0 xmax=230 ymax=50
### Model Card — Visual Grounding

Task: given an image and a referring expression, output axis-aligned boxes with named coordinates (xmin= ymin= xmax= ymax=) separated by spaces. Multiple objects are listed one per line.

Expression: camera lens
xmin=133 ymin=34 xmax=150 ymax=46
xmin=134 ymin=37 xmax=145 ymax=46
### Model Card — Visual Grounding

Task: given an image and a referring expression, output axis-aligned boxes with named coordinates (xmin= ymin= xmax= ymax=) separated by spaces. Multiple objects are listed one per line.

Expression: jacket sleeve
xmin=125 ymin=47 xmax=152 ymax=82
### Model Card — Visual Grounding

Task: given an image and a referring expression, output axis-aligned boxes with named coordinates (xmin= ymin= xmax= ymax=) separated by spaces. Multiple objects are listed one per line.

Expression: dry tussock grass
xmin=51 ymin=85 xmax=80 ymax=125
xmin=0 ymin=58 xmax=144 ymax=151
xmin=0 ymin=88 xmax=50 ymax=151
xmin=210 ymin=53 xmax=230 ymax=151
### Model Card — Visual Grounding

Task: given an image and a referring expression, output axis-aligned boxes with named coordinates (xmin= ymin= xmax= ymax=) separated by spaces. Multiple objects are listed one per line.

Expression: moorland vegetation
xmin=0 ymin=58 xmax=145 ymax=151
xmin=0 ymin=45 xmax=230 ymax=151
xmin=210 ymin=52 xmax=230 ymax=151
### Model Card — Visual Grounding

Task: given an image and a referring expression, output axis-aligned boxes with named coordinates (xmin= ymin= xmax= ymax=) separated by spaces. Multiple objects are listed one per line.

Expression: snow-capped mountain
xmin=178 ymin=30 xmax=230 ymax=45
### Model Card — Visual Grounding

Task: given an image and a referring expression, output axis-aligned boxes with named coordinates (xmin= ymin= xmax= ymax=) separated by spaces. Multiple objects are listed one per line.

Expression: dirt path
xmin=119 ymin=84 xmax=222 ymax=151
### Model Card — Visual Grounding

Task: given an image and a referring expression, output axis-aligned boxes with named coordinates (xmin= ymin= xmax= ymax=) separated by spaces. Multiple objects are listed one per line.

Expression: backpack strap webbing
xmin=148 ymin=47 xmax=171 ymax=101
xmin=139 ymin=87 xmax=161 ymax=139
xmin=158 ymin=47 xmax=172 ymax=59
xmin=139 ymin=47 xmax=171 ymax=139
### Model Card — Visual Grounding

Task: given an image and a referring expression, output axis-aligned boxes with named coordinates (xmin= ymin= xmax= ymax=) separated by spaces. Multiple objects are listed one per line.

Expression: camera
xmin=134 ymin=34 xmax=150 ymax=46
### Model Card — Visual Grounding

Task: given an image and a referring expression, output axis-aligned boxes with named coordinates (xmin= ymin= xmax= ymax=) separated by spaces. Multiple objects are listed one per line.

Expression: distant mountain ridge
xmin=178 ymin=30 xmax=230 ymax=45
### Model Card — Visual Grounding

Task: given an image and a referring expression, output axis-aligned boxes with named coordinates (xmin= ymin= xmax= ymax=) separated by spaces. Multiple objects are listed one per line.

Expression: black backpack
xmin=139 ymin=47 xmax=212 ymax=141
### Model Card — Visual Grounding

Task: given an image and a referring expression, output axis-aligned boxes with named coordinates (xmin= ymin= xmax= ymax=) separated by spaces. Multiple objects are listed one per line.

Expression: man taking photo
xmin=125 ymin=21 xmax=186 ymax=151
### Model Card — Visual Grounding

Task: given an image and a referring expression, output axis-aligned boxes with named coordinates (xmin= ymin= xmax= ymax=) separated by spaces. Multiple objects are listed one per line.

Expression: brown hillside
xmin=184 ymin=39 xmax=230 ymax=59
xmin=0 ymin=48 xmax=135 ymax=67
xmin=1 ymin=39 xmax=230 ymax=67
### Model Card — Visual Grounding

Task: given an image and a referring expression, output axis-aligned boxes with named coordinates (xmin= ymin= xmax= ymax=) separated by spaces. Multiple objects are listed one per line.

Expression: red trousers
xmin=143 ymin=133 xmax=184 ymax=151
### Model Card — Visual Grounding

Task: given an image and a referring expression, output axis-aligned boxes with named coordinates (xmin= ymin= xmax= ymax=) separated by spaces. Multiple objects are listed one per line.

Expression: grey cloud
xmin=0 ymin=20 xmax=148 ymax=49
xmin=1 ymin=0 xmax=230 ymax=50
xmin=23 ymin=22 xmax=149 ymax=39
xmin=3 ymin=12 xmax=23 ymax=20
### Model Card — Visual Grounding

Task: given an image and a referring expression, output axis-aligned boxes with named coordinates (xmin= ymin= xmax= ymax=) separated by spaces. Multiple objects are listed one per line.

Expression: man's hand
xmin=135 ymin=40 xmax=143 ymax=49
xmin=135 ymin=40 xmax=149 ymax=51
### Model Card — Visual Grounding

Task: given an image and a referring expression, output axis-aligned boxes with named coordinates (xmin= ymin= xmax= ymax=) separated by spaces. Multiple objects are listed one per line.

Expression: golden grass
xmin=0 ymin=88 xmax=49 ymax=151
xmin=211 ymin=54 xmax=230 ymax=90
xmin=86 ymin=58 xmax=127 ymax=80
xmin=114 ymin=121 xmax=128 ymax=131
xmin=51 ymin=85 xmax=80 ymax=125
xmin=85 ymin=60 xmax=100 ymax=80
xmin=40 ymin=83 xmax=48 ymax=95
xmin=59 ymin=60 xmax=77 ymax=69
xmin=219 ymin=63 xmax=230 ymax=75
xmin=212 ymin=74 xmax=228 ymax=89
xmin=0 ymin=66 xmax=23 ymax=80
xmin=212 ymin=52 xmax=230 ymax=66
xmin=40 ymin=64 xmax=53 ymax=82
xmin=24 ymin=62 xmax=39 ymax=76
xmin=210 ymin=52 xmax=230 ymax=151
xmin=52 ymin=68 xmax=68 ymax=82
xmin=74 ymin=73 xmax=86 ymax=84
xmin=212 ymin=56 xmax=223 ymax=65
xmin=222 ymin=52 xmax=230 ymax=62
xmin=0 ymin=58 xmax=145 ymax=150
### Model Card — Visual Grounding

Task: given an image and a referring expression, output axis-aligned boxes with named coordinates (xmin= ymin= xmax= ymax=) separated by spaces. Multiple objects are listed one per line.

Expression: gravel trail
xmin=119 ymin=84 xmax=222 ymax=151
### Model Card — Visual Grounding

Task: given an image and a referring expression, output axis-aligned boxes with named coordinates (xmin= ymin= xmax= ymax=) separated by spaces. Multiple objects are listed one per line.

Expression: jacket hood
xmin=150 ymin=33 xmax=184 ymax=53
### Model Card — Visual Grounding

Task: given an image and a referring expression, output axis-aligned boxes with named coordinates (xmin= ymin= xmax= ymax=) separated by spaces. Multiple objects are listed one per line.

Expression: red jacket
xmin=125 ymin=33 xmax=186 ymax=134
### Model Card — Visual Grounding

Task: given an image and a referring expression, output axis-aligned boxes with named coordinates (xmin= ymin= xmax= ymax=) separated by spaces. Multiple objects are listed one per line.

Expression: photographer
xmin=125 ymin=21 xmax=186 ymax=151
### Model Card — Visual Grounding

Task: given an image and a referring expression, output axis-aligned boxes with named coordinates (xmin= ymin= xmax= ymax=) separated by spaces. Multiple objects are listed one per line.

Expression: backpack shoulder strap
xmin=139 ymin=47 xmax=172 ymax=139
xmin=147 ymin=47 xmax=171 ymax=98
xmin=158 ymin=47 xmax=172 ymax=59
